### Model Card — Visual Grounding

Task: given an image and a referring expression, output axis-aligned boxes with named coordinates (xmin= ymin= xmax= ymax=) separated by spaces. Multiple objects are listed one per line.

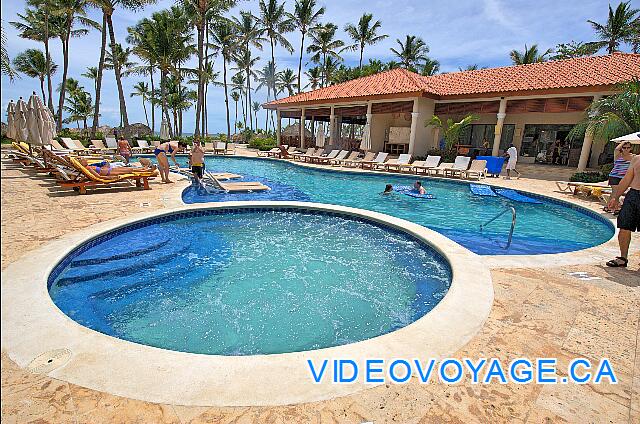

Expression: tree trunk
xmin=246 ymin=67 xmax=253 ymax=131
xmin=44 ymin=11 xmax=54 ymax=114
xmin=142 ymin=96 xmax=149 ymax=127
xmin=194 ymin=21 xmax=204 ymax=136
xmin=297 ymin=31 xmax=305 ymax=94
xmin=359 ymin=44 xmax=364 ymax=69
xmin=149 ymin=68 xmax=155 ymax=134
xmin=234 ymin=99 xmax=238 ymax=133
xmin=56 ymin=18 xmax=71 ymax=131
xmin=223 ymin=57 xmax=231 ymax=148
xmin=91 ymin=12 xmax=108 ymax=137
xmin=161 ymin=70 xmax=172 ymax=137
xmin=270 ymin=38 xmax=278 ymax=100
xmin=106 ymin=13 xmax=129 ymax=128
xmin=39 ymin=78 xmax=46 ymax=103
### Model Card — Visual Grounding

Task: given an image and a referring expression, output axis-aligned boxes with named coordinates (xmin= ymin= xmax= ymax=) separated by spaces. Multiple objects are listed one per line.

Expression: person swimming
xmin=413 ymin=180 xmax=426 ymax=195
xmin=382 ymin=184 xmax=394 ymax=195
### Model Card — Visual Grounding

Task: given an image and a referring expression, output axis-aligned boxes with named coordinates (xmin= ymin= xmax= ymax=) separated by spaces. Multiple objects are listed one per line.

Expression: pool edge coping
xmin=1 ymin=201 xmax=493 ymax=407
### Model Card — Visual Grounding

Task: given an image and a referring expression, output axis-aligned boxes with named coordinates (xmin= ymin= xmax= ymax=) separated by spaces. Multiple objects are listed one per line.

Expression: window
xmin=458 ymin=124 xmax=514 ymax=151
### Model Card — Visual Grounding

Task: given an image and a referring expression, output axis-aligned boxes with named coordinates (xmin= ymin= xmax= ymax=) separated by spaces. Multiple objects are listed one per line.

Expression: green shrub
xmin=600 ymin=163 xmax=613 ymax=176
xmin=569 ymin=171 xmax=608 ymax=183
xmin=249 ymin=136 xmax=276 ymax=151
xmin=426 ymin=148 xmax=457 ymax=162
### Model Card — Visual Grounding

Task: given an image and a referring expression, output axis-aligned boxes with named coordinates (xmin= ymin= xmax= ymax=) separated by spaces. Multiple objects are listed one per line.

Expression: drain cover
xmin=25 ymin=348 xmax=72 ymax=374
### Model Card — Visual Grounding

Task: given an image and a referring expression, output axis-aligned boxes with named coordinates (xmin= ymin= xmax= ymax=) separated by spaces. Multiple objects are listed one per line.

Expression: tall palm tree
xmin=233 ymin=47 xmax=260 ymax=130
xmin=509 ymin=44 xmax=552 ymax=65
xmin=230 ymin=91 xmax=240 ymax=132
xmin=277 ymin=68 xmax=296 ymax=96
xmin=289 ymin=0 xmax=324 ymax=93
xmin=257 ymin=0 xmax=294 ymax=100
xmin=1 ymin=21 xmax=18 ymax=81
xmin=13 ymin=49 xmax=57 ymax=102
xmin=252 ymin=101 xmax=261 ymax=131
xmin=11 ymin=3 xmax=62 ymax=113
xmin=63 ymin=87 xmax=93 ymax=130
xmin=390 ymin=35 xmax=429 ymax=70
xmin=307 ymin=23 xmax=344 ymax=86
xmin=178 ymin=0 xmax=236 ymax=137
xmin=588 ymin=1 xmax=639 ymax=54
xmin=421 ymin=57 xmax=440 ymax=76
xmin=127 ymin=21 xmax=160 ymax=135
xmin=304 ymin=66 xmax=321 ymax=90
xmin=99 ymin=0 xmax=157 ymax=132
xmin=231 ymin=72 xmax=247 ymax=127
xmin=54 ymin=0 xmax=100 ymax=131
xmin=256 ymin=61 xmax=277 ymax=130
xmin=210 ymin=18 xmax=239 ymax=148
xmin=105 ymin=44 xmax=139 ymax=77
xmin=81 ymin=66 xmax=98 ymax=94
xmin=130 ymin=81 xmax=151 ymax=127
xmin=323 ymin=56 xmax=340 ymax=86
xmin=344 ymin=13 xmax=387 ymax=70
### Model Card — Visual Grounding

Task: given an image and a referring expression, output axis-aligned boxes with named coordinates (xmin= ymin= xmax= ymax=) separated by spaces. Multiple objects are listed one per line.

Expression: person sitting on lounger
xmin=80 ymin=158 xmax=154 ymax=177
xmin=414 ymin=181 xmax=426 ymax=195
xmin=381 ymin=184 xmax=394 ymax=195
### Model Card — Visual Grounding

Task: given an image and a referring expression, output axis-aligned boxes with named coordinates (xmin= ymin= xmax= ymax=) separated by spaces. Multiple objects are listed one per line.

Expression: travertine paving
xmin=1 ymin=150 xmax=638 ymax=423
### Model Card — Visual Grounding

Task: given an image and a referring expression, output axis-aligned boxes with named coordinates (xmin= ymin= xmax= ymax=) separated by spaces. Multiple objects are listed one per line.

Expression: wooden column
xmin=276 ymin=110 xmax=282 ymax=146
xmin=408 ymin=99 xmax=419 ymax=155
xmin=299 ymin=107 xmax=306 ymax=148
xmin=329 ymin=105 xmax=335 ymax=146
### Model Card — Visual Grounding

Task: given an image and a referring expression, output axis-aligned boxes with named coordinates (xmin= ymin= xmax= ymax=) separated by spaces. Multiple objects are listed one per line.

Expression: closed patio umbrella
xmin=26 ymin=93 xmax=43 ymax=146
xmin=14 ymin=97 xmax=29 ymax=143
xmin=611 ymin=132 xmax=640 ymax=144
xmin=316 ymin=124 xmax=325 ymax=147
xmin=35 ymin=94 xmax=56 ymax=146
xmin=6 ymin=100 xmax=16 ymax=140
xmin=160 ymin=119 xmax=170 ymax=140
xmin=360 ymin=122 xmax=371 ymax=151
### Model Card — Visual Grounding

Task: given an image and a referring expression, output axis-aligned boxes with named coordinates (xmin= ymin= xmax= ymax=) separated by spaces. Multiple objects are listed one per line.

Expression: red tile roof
xmin=266 ymin=53 xmax=640 ymax=107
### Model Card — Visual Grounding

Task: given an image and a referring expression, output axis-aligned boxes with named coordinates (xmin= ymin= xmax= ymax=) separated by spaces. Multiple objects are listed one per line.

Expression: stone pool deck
xmin=1 ymin=148 xmax=639 ymax=423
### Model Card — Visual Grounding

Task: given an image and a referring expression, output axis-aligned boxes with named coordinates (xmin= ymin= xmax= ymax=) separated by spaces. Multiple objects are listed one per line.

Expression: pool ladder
xmin=480 ymin=207 xmax=516 ymax=249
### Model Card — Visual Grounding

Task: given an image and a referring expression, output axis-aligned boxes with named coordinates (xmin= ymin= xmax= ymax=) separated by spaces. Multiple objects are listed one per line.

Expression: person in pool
xmin=154 ymin=140 xmax=188 ymax=183
xmin=189 ymin=138 xmax=205 ymax=185
xmin=413 ymin=180 xmax=426 ymax=195
xmin=382 ymin=184 xmax=394 ymax=195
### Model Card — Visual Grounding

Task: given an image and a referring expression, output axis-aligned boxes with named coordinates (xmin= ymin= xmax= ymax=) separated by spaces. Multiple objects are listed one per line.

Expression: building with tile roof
xmin=265 ymin=53 xmax=640 ymax=170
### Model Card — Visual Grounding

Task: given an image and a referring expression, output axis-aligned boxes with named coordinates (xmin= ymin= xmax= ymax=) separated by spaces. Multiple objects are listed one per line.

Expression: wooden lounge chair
xmin=384 ymin=154 xmax=412 ymax=171
xmin=50 ymin=139 xmax=72 ymax=152
xmin=258 ymin=147 xmax=280 ymax=157
xmin=266 ymin=144 xmax=287 ymax=157
xmin=361 ymin=152 xmax=388 ymax=169
xmin=60 ymin=137 xmax=87 ymax=152
xmin=311 ymin=149 xmax=341 ymax=164
xmin=291 ymin=148 xmax=314 ymax=161
xmin=428 ymin=162 xmax=454 ymax=176
xmin=58 ymin=156 xmax=158 ymax=194
xmin=555 ymin=180 xmax=609 ymax=194
xmin=445 ymin=156 xmax=471 ymax=178
xmin=462 ymin=160 xmax=488 ymax=180
xmin=412 ymin=155 xmax=441 ymax=174
xmin=342 ymin=151 xmax=374 ymax=167
xmin=302 ymin=148 xmax=325 ymax=162
xmin=105 ymin=137 xmax=118 ymax=151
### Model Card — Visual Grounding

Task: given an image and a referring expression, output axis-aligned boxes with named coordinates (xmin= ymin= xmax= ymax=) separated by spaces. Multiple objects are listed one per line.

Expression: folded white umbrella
xmin=26 ymin=93 xmax=43 ymax=145
xmin=315 ymin=124 xmax=325 ymax=147
xmin=160 ymin=119 xmax=170 ymax=140
xmin=14 ymin=98 xmax=29 ymax=143
xmin=360 ymin=122 xmax=371 ymax=151
xmin=35 ymin=94 xmax=56 ymax=145
xmin=6 ymin=100 xmax=16 ymax=140
xmin=611 ymin=132 xmax=640 ymax=144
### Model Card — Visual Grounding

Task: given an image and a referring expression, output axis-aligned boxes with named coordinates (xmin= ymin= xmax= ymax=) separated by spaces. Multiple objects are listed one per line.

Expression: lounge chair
xmin=89 ymin=139 xmax=110 ymax=153
xmin=266 ymin=144 xmax=288 ymax=157
xmin=329 ymin=150 xmax=352 ymax=166
xmin=203 ymin=142 xmax=215 ymax=153
xmin=302 ymin=148 xmax=325 ymax=162
xmin=291 ymin=148 xmax=313 ymax=161
xmin=104 ymin=137 xmax=118 ymax=150
xmin=130 ymin=140 xmax=151 ymax=154
xmin=361 ymin=152 xmax=388 ymax=169
xmin=445 ymin=156 xmax=471 ymax=178
xmin=50 ymin=140 xmax=72 ymax=152
xmin=384 ymin=154 xmax=412 ymax=172
xmin=60 ymin=137 xmax=88 ymax=152
xmin=258 ymin=147 xmax=280 ymax=157
xmin=311 ymin=149 xmax=341 ymax=164
xmin=462 ymin=160 xmax=488 ymax=180
xmin=331 ymin=151 xmax=359 ymax=166
xmin=428 ymin=162 xmax=454 ymax=177
xmin=412 ymin=155 xmax=441 ymax=174
xmin=555 ymin=180 xmax=609 ymax=194
xmin=343 ymin=151 xmax=374 ymax=167
xmin=58 ymin=156 xmax=158 ymax=194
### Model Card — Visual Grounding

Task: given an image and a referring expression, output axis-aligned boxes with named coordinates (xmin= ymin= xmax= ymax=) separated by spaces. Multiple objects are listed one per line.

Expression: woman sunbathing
xmin=80 ymin=158 xmax=155 ymax=177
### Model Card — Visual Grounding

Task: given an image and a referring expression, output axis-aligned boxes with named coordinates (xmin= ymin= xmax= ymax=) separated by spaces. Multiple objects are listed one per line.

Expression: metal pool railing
xmin=480 ymin=206 xmax=517 ymax=249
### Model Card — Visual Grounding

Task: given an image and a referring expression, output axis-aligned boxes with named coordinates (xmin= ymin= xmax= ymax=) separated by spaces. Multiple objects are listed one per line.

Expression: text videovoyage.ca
xmin=307 ymin=357 xmax=618 ymax=385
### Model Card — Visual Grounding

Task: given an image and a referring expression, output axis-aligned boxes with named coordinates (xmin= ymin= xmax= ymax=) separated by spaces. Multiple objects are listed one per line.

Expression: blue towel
xmin=469 ymin=184 xmax=497 ymax=197
xmin=495 ymin=189 xmax=542 ymax=204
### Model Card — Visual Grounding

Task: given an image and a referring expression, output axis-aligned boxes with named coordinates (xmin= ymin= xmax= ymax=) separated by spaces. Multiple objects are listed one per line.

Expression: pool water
xmin=49 ymin=210 xmax=452 ymax=355
xmin=174 ymin=156 xmax=613 ymax=255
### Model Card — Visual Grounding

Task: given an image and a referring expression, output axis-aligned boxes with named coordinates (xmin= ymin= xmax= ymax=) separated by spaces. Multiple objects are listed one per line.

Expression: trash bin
xmin=476 ymin=156 xmax=505 ymax=177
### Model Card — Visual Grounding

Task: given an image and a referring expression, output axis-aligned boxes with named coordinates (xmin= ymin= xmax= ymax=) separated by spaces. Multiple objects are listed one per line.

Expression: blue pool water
xmin=49 ymin=209 xmax=452 ymax=355
xmin=174 ymin=156 xmax=614 ymax=255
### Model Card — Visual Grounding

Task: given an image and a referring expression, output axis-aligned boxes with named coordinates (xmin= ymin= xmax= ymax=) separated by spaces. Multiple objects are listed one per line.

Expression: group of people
xmin=382 ymin=181 xmax=427 ymax=195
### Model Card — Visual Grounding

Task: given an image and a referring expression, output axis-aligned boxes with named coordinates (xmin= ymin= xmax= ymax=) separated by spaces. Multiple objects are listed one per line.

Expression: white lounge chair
xmin=342 ymin=151 xmax=373 ymax=167
xmin=445 ymin=156 xmax=471 ymax=178
xmin=105 ymin=136 xmax=117 ymax=150
xmin=311 ymin=149 xmax=341 ymax=164
xmin=331 ymin=150 xmax=356 ymax=166
xmin=428 ymin=162 xmax=454 ymax=176
xmin=462 ymin=159 xmax=488 ymax=180
xmin=361 ymin=152 xmax=388 ymax=169
xmin=384 ymin=154 xmax=412 ymax=171
xmin=412 ymin=155 xmax=441 ymax=174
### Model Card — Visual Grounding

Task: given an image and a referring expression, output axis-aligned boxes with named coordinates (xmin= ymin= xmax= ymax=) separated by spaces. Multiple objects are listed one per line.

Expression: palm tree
xmin=233 ymin=47 xmax=260 ymax=130
xmin=390 ymin=35 xmax=429 ymax=70
xmin=165 ymin=74 xmax=196 ymax=135
xmin=323 ymin=56 xmax=340 ymax=86
xmin=588 ymin=1 xmax=639 ymax=54
xmin=551 ymin=40 xmax=600 ymax=60
xmin=130 ymin=81 xmax=151 ymax=127
xmin=105 ymin=44 xmax=139 ymax=77
xmin=13 ymin=49 xmax=57 ymax=102
xmin=81 ymin=66 xmax=98 ymax=94
xmin=344 ymin=13 xmax=387 ymax=70
xmin=230 ymin=91 xmax=240 ymax=132
xmin=289 ymin=0 xmax=324 ymax=93
xmin=11 ymin=2 xmax=62 ymax=113
xmin=252 ymin=101 xmax=261 ymax=131
xmin=99 ymin=0 xmax=156 ymax=132
xmin=60 ymin=78 xmax=93 ymax=130
xmin=257 ymin=0 xmax=294 ymax=100
xmin=307 ymin=23 xmax=344 ymax=86
xmin=1 ymin=21 xmax=18 ymax=81
xmin=421 ymin=57 xmax=440 ymax=76
xmin=569 ymin=79 xmax=640 ymax=143
xmin=509 ymin=44 xmax=552 ymax=65
xmin=256 ymin=61 xmax=277 ymax=130
xmin=276 ymin=68 xmax=296 ymax=97
xmin=426 ymin=114 xmax=479 ymax=150
xmin=304 ymin=66 xmax=321 ymax=90
xmin=54 ymin=0 xmax=100 ymax=131
xmin=210 ymin=18 xmax=239 ymax=148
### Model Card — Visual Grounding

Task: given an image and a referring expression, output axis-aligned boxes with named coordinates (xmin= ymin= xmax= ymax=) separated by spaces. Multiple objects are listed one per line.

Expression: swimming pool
xmin=48 ymin=208 xmax=452 ymax=355
xmin=175 ymin=156 xmax=614 ymax=255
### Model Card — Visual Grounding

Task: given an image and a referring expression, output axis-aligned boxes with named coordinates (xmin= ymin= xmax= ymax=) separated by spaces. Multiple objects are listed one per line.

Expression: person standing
xmin=117 ymin=135 xmax=132 ymax=164
xmin=154 ymin=140 xmax=188 ymax=183
xmin=503 ymin=143 xmax=521 ymax=179
xmin=551 ymin=139 xmax=561 ymax=164
xmin=606 ymin=154 xmax=640 ymax=268
xmin=607 ymin=142 xmax=636 ymax=213
xmin=189 ymin=138 xmax=206 ymax=185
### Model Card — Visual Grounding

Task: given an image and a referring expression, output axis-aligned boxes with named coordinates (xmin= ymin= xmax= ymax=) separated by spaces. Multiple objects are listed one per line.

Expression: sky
xmin=1 ymin=0 xmax=638 ymax=134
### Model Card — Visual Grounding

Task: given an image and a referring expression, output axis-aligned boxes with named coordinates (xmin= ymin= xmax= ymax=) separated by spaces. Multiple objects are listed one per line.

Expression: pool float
xmin=393 ymin=185 xmax=436 ymax=199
